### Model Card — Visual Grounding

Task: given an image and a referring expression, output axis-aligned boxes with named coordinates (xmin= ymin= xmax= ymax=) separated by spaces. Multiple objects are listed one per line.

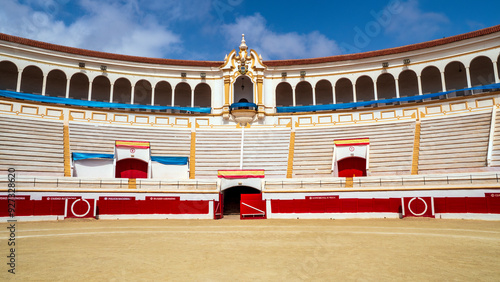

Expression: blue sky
xmin=0 ymin=0 xmax=499 ymax=61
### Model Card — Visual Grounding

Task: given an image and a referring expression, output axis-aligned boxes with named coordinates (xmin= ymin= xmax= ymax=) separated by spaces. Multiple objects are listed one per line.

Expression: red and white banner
xmin=217 ymin=169 xmax=265 ymax=178
xmin=64 ymin=198 xmax=97 ymax=218
xmin=402 ymin=197 xmax=434 ymax=218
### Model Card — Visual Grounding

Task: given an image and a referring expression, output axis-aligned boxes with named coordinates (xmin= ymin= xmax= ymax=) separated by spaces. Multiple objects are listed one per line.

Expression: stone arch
xmin=0 ymin=60 xmax=18 ymax=91
xmin=335 ymin=78 xmax=353 ymax=103
xmin=45 ymin=69 xmax=67 ymax=97
xmin=444 ymin=61 xmax=467 ymax=91
xmin=69 ymin=73 xmax=89 ymax=100
xmin=174 ymin=82 xmax=191 ymax=107
xmin=315 ymin=80 xmax=333 ymax=105
xmin=134 ymin=79 xmax=152 ymax=105
xmin=376 ymin=73 xmax=397 ymax=99
xmin=469 ymin=56 xmax=495 ymax=86
xmin=234 ymin=75 xmax=253 ymax=103
xmin=113 ymin=78 xmax=132 ymax=104
xmin=91 ymin=75 xmax=111 ymax=102
xmin=275 ymin=82 xmax=293 ymax=107
xmin=355 ymin=75 xmax=374 ymax=101
xmin=154 ymin=81 xmax=172 ymax=106
xmin=420 ymin=66 xmax=442 ymax=94
xmin=194 ymin=83 xmax=211 ymax=107
xmin=20 ymin=65 xmax=43 ymax=94
xmin=295 ymin=81 xmax=313 ymax=106
xmin=398 ymin=70 xmax=419 ymax=97
xmin=497 ymin=53 xmax=500 ymax=81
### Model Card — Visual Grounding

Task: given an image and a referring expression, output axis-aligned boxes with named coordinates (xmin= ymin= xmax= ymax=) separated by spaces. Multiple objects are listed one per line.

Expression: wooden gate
xmin=240 ymin=194 xmax=266 ymax=220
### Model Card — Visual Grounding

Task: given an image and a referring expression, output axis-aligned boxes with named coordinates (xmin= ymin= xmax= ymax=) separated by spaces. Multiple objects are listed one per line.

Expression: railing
xmin=0 ymin=177 xmax=218 ymax=191
xmin=264 ymin=172 xmax=500 ymax=190
xmin=276 ymin=83 xmax=500 ymax=113
xmin=229 ymin=102 xmax=257 ymax=111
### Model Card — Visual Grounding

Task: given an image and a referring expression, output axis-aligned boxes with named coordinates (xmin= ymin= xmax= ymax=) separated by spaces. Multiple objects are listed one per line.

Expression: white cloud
xmin=384 ymin=0 xmax=449 ymax=42
xmin=0 ymin=0 xmax=182 ymax=58
xmin=222 ymin=13 xmax=341 ymax=60
xmin=138 ymin=0 xmax=213 ymax=22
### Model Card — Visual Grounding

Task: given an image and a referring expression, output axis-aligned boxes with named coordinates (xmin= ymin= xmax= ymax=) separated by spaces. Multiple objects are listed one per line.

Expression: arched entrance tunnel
xmin=223 ymin=186 xmax=261 ymax=215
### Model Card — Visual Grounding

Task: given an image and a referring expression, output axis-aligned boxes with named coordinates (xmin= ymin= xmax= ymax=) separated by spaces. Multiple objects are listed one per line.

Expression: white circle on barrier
xmin=408 ymin=197 xmax=428 ymax=216
xmin=71 ymin=199 xmax=91 ymax=217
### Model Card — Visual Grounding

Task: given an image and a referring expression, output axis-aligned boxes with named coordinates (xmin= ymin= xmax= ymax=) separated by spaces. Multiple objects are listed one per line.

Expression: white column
xmin=312 ymin=86 xmax=316 ymax=105
xmin=373 ymin=81 xmax=378 ymax=100
xmin=417 ymin=75 xmax=423 ymax=95
xmin=292 ymin=86 xmax=296 ymax=107
xmin=493 ymin=61 xmax=500 ymax=84
xmin=465 ymin=66 xmax=472 ymax=88
xmin=171 ymin=90 xmax=175 ymax=107
xmin=191 ymin=88 xmax=195 ymax=107
xmin=332 ymin=84 xmax=336 ymax=104
xmin=16 ymin=70 xmax=22 ymax=92
xmin=130 ymin=85 xmax=135 ymax=104
xmin=65 ymin=78 xmax=70 ymax=98
xmin=352 ymin=83 xmax=357 ymax=103
xmin=440 ymin=71 xmax=447 ymax=92
xmin=41 ymin=74 xmax=47 ymax=96
xmin=395 ymin=78 xmax=400 ymax=98
xmin=109 ymin=83 xmax=114 ymax=103
xmin=151 ymin=86 xmax=156 ymax=105
xmin=87 ymin=81 xmax=93 ymax=101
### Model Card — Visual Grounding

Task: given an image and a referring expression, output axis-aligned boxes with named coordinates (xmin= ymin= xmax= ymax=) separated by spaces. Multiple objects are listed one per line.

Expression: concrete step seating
xmin=0 ymin=116 xmax=64 ymax=175
xmin=488 ymin=109 xmax=500 ymax=166
xmin=69 ymin=122 xmax=191 ymax=157
xmin=293 ymin=121 xmax=416 ymax=177
xmin=195 ymin=129 xmax=243 ymax=178
xmin=195 ymin=128 xmax=291 ymax=178
xmin=418 ymin=111 xmax=491 ymax=173
xmin=242 ymin=129 xmax=291 ymax=178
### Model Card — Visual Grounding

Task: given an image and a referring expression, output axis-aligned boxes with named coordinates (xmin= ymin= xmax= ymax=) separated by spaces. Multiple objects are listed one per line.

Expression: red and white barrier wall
xmin=1 ymin=189 xmax=500 ymax=221
xmin=264 ymin=189 xmax=500 ymax=220
xmin=0 ymin=192 xmax=218 ymax=221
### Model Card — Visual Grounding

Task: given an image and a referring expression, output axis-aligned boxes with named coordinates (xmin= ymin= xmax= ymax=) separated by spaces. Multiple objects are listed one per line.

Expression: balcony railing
xmin=1 ymin=177 xmax=218 ymax=191
xmin=264 ymin=172 xmax=500 ymax=190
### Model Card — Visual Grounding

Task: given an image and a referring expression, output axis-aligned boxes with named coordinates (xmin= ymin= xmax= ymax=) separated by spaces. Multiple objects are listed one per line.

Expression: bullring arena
xmin=2 ymin=219 xmax=500 ymax=280
xmin=1 ymin=25 xmax=500 ymax=280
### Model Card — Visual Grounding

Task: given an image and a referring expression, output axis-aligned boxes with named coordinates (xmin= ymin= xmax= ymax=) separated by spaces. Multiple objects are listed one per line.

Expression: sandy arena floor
xmin=1 ymin=217 xmax=500 ymax=281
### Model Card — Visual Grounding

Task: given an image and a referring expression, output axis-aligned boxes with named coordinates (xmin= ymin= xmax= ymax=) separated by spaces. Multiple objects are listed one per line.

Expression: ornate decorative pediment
xmin=220 ymin=34 xmax=266 ymax=75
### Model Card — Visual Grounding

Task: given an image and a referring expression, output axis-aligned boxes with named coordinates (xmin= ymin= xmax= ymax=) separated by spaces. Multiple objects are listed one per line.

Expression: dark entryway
xmin=223 ymin=186 xmax=260 ymax=215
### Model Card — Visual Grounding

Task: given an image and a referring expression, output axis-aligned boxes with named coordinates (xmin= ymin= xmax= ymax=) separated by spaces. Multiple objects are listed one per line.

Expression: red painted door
xmin=240 ymin=194 xmax=266 ymax=220
xmin=115 ymin=159 xmax=148 ymax=178
xmin=338 ymin=157 xmax=366 ymax=177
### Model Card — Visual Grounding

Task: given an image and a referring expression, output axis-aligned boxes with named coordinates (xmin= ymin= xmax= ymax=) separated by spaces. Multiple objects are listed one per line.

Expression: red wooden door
xmin=240 ymin=194 xmax=266 ymax=220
